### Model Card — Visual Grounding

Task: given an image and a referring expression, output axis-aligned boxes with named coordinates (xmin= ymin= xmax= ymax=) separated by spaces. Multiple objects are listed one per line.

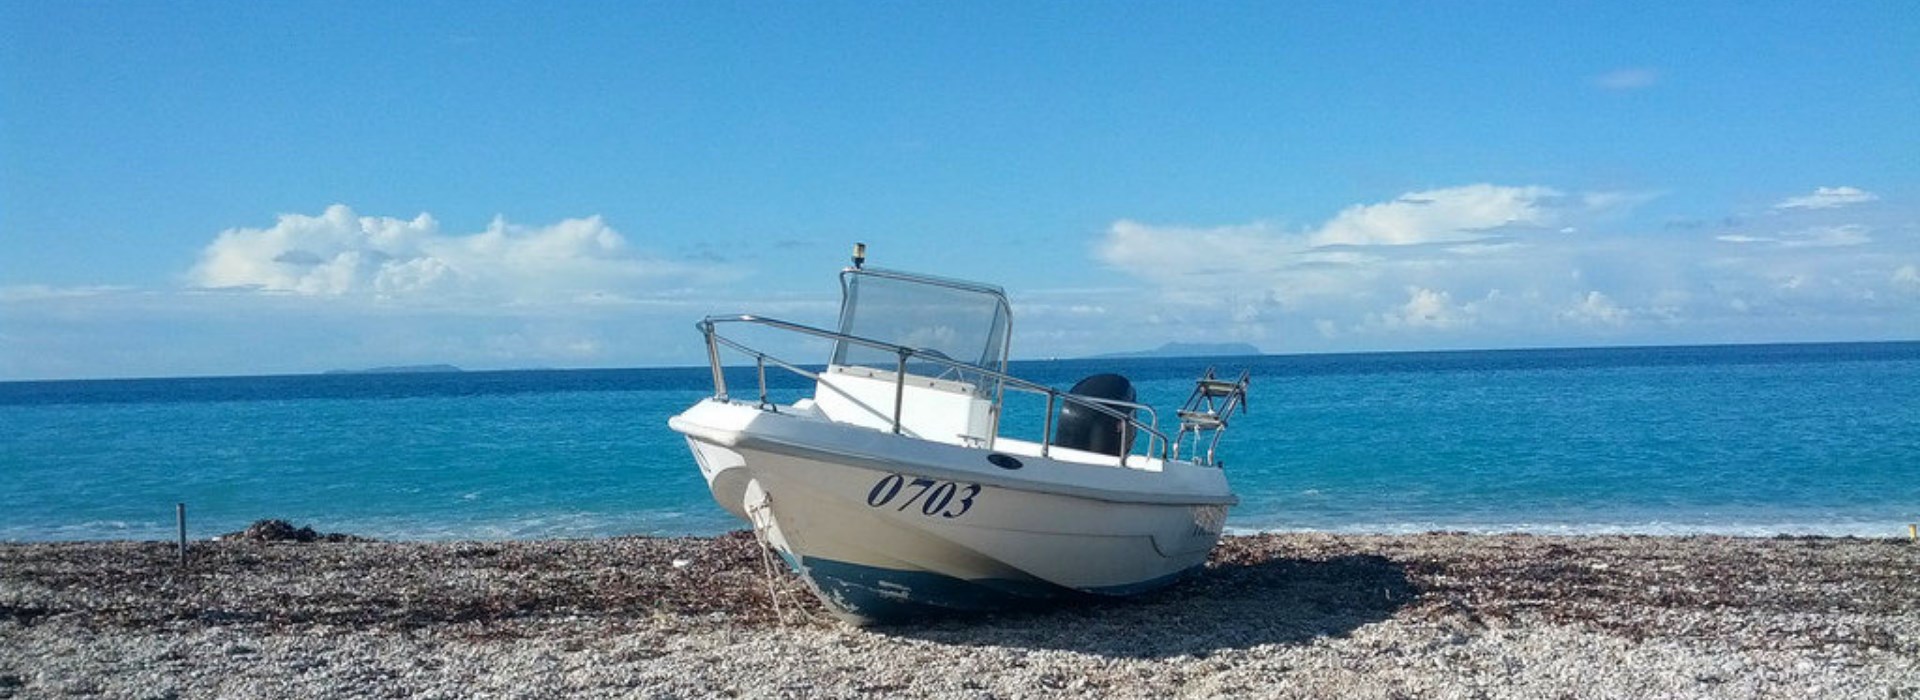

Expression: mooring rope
xmin=745 ymin=498 xmax=796 ymax=626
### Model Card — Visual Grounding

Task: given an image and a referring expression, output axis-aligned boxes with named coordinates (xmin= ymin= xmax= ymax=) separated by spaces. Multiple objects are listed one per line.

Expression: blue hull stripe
xmin=786 ymin=553 xmax=1201 ymax=623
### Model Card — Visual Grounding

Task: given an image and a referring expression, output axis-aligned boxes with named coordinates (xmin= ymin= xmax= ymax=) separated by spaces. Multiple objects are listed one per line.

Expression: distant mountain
xmin=1093 ymin=342 xmax=1263 ymax=359
xmin=323 ymin=364 xmax=464 ymax=375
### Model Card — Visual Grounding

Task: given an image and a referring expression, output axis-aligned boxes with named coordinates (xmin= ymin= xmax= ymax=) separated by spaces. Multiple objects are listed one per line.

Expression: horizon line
xmin=5 ymin=337 xmax=1917 ymax=385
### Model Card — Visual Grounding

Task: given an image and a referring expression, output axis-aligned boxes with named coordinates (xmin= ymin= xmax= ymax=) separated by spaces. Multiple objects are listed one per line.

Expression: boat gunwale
xmin=670 ymin=398 xmax=1239 ymax=508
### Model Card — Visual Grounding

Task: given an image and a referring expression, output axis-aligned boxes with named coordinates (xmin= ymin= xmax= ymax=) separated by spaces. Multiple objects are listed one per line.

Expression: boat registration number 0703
xmin=865 ymin=474 xmax=980 ymax=518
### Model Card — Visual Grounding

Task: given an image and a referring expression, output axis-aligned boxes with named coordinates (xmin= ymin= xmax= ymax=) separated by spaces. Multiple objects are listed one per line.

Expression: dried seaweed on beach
xmin=3 ymin=532 xmax=1915 ymax=698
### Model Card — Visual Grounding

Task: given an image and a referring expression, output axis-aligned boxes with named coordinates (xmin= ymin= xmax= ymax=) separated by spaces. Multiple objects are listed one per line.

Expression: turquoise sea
xmin=3 ymin=342 xmax=1917 ymax=542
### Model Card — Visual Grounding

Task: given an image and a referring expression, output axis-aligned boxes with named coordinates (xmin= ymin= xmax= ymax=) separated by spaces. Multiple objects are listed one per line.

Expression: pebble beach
xmin=2 ymin=531 xmax=1915 ymax=699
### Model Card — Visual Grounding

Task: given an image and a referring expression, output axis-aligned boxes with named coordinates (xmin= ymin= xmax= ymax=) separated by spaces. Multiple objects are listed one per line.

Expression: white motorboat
xmin=668 ymin=245 xmax=1248 ymax=624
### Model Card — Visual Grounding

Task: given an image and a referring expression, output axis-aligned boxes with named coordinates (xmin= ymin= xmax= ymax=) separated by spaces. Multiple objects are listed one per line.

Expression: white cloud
xmin=1715 ymin=225 xmax=1871 ymax=248
xmin=1089 ymin=182 xmax=1917 ymax=352
xmin=1311 ymin=184 xmax=1562 ymax=246
xmin=188 ymin=205 xmax=721 ymax=303
xmin=1773 ymin=186 xmax=1878 ymax=210
xmin=0 ymin=281 xmax=804 ymax=379
xmin=1097 ymin=219 xmax=1294 ymax=287
xmin=1096 ymin=184 xmax=1634 ymax=303
xmin=1779 ymin=225 xmax=1871 ymax=248
xmin=0 ymin=284 xmax=129 ymax=302
xmin=1560 ymin=291 xmax=1630 ymax=326
xmin=1594 ymin=68 xmax=1659 ymax=91
xmin=1095 ymin=184 xmax=1595 ymax=309
xmin=1894 ymin=265 xmax=1920 ymax=293
xmin=1580 ymin=191 xmax=1662 ymax=211
xmin=9 ymin=185 xmax=1915 ymax=379
xmin=1376 ymin=287 xmax=1472 ymax=330
xmin=1098 ymin=185 xmax=1577 ymax=273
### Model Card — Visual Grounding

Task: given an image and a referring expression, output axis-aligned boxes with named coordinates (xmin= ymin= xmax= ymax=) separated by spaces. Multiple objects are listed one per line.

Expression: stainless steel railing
xmin=697 ymin=314 xmax=1170 ymax=465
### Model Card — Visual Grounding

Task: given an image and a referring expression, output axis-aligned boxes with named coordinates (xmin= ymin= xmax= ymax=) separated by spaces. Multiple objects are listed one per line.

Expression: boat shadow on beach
xmin=878 ymin=553 xmax=1417 ymax=658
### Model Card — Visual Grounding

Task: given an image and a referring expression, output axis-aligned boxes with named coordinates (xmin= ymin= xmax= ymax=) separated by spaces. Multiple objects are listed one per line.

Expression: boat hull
xmin=671 ymin=398 xmax=1233 ymax=624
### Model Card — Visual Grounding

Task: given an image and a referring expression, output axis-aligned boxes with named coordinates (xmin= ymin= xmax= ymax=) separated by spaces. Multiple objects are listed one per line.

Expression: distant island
xmin=1093 ymin=342 xmax=1263 ymax=359
xmin=322 ymin=364 xmax=464 ymax=375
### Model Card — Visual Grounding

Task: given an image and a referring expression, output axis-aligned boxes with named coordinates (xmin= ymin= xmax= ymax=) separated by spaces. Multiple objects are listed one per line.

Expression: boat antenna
xmin=852 ymin=242 xmax=866 ymax=269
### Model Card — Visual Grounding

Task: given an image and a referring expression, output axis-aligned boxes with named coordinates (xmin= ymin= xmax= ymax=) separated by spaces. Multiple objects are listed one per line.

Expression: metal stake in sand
xmin=176 ymin=503 xmax=188 ymax=566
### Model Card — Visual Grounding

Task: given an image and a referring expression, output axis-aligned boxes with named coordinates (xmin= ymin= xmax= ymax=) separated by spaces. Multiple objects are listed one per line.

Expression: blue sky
xmin=3 ymin=2 xmax=1915 ymax=379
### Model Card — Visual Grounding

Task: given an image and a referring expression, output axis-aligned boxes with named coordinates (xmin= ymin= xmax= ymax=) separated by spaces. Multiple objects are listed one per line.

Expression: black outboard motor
xmin=1052 ymin=373 xmax=1137 ymax=457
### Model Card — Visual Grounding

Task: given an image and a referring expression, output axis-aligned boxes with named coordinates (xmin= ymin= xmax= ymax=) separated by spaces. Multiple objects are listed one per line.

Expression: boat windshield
xmin=832 ymin=268 xmax=1012 ymax=377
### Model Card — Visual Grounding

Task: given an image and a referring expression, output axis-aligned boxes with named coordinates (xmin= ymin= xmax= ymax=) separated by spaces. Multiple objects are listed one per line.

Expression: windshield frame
xmin=830 ymin=266 xmax=1014 ymax=377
